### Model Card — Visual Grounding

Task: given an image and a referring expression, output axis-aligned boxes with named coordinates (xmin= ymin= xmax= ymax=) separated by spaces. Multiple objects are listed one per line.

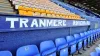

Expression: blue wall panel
xmin=89 ymin=21 xmax=98 ymax=30
xmin=70 ymin=26 xmax=88 ymax=35
xmin=0 ymin=26 xmax=88 ymax=55
xmin=0 ymin=28 xmax=70 ymax=55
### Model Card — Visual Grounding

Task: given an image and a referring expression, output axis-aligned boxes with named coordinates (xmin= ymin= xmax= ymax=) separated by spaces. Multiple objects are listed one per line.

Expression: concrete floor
xmin=74 ymin=40 xmax=100 ymax=56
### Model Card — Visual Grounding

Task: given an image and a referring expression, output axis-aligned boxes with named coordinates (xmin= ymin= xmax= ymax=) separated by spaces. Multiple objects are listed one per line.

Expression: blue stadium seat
xmin=95 ymin=29 xmax=100 ymax=40
xmin=88 ymin=30 xmax=93 ymax=45
xmin=16 ymin=45 xmax=40 ymax=56
xmin=98 ymin=29 xmax=100 ymax=37
xmin=93 ymin=30 xmax=97 ymax=41
xmin=98 ymin=29 xmax=100 ymax=39
xmin=87 ymin=31 xmax=91 ymax=45
xmin=80 ymin=32 xmax=87 ymax=50
xmin=90 ymin=52 xmax=98 ymax=56
xmin=85 ymin=31 xmax=91 ymax=48
xmin=66 ymin=36 xmax=76 ymax=55
xmin=96 ymin=29 xmax=100 ymax=40
xmin=0 ymin=51 xmax=12 ymax=56
xmin=80 ymin=33 xmax=85 ymax=41
xmin=55 ymin=37 xmax=68 ymax=56
xmin=95 ymin=47 xmax=100 ymax=56
xmin=74 ymin=34 xmax=82 ymax=51
xmin=40 ymin=40 xmax=56 ymax=56
xmin=84 ymin=32 xmax=88 ymax=47
xmin=95 ymin=30 xmax=98 ymax=40
xmin=92 ymin=30 xmax=96 ymax=43
xmin=90 ymin=30 xmax=94 ymax=44
xmin=93 ymin=30 xmax=96 ymax=42
xmin=89 ymin=30 xmax=98 ymax=46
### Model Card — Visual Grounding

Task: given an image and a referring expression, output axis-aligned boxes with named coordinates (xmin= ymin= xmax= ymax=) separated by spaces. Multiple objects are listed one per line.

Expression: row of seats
xmin=1 ymin=29 xmax=100 ymax=56
xmin=9 ymin=0 xmax=82 ymax=20
xmin=51 ymin=0 xmax=86 ymax=17
xmin=90 ymin=44 xmax=100 ymax=56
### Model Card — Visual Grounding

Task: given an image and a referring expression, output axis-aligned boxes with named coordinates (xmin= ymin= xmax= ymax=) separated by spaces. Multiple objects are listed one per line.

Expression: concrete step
xmin=0 ymin=0 xmax=9 ymax=2
xmin=0 ymin=2 xmax=11 ymax=4
xmin=0 ymin=5 xmax=13 ymax=9
xmin=0 ymin=0 xmax=11 ymax=4
xmin=0 ymin=1 xmax=9 ymax=4
xmin=0 ymin=10 xmax=16 ymax=14
xmin=0 ymin=3 xmax=11 ymax=6
xmin=0 ymin=0 xmax=16 ymax=14
xmin=0 ymin=0 xmax=10 ymax=1
xmin=0 ymin=8 xmax=14 ymax=12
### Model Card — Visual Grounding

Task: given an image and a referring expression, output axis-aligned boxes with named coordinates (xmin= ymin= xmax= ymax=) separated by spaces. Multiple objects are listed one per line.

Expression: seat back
xmin=74 ymin=34 xmax=80 ymax=40
xmin=84 ymin=32 xmax=89 ymax=39
xmin=90 ymin=52 xmax=98 ymax=56
xmin=80 ymin=33 xmax=85 ymax=37
xmin=0 ymin=51 xmax=12 ymax=56
xmin=40 ymin=40 xmax=56 ymax=56
xmin=84 ymin=32 xmax=88 ymax=37
xmin=88 ymin=31 xmax=92 ymax=38
xmin=87 ymin=31 xmax=91 ymax=35
xmin=74 ymin=34 xmax=82 ymax=49
xmin=66 ymin=36 xmax=75 ymax=43
xmin=16 ymin=45 xmax=40 ymax=56
xmin=66 ymin=36 xmax=76 ymax=54
xmin=87 ymin=31 xmax=91 ymax=39
xmin=95 ymin=29 xmax=99 ymax=38
xmin=55 ymin=37 xmax=68 ymax=56
xmin=55 ymin=37 xmax=67 ymax=50
xmin=95 ymin=47 xmax=100 ymax=56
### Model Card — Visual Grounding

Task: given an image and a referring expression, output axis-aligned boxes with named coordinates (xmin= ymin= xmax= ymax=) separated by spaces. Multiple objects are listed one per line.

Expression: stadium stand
xmin=0 ymin=0 xmax=100 ymax=56
xmin=0 ymin=29 xmax=100 ymax=56
xmin=9 ymin=0 xmax=82 ymax=20
xmin=51 ymin=0 xmax=88 ymax=19
xmin=0 ymin=0 xmax=16 ymax=14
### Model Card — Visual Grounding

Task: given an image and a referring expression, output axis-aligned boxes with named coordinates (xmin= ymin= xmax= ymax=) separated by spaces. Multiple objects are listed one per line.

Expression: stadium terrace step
xmin=0 ymin=3 xmax=11 ymax=6
xmin=0 ymin=0 xmax=10 ymax=4
xmin=0 ymin=8 xmax=14 ymax=12
xmin=0 ymin=0 xmax=9 ymax=2
xmin=0 ymin=0 xmax=8 ymax=1
xmin=0 ymin=6 xmax=13 ymax=9
xmin=0 ymin=10 xmax=16 ymax=14
xmin=0 ymin=2 xmax=10 ymax=4
xmin=0 ymin=0 xmax=16 ymax=14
